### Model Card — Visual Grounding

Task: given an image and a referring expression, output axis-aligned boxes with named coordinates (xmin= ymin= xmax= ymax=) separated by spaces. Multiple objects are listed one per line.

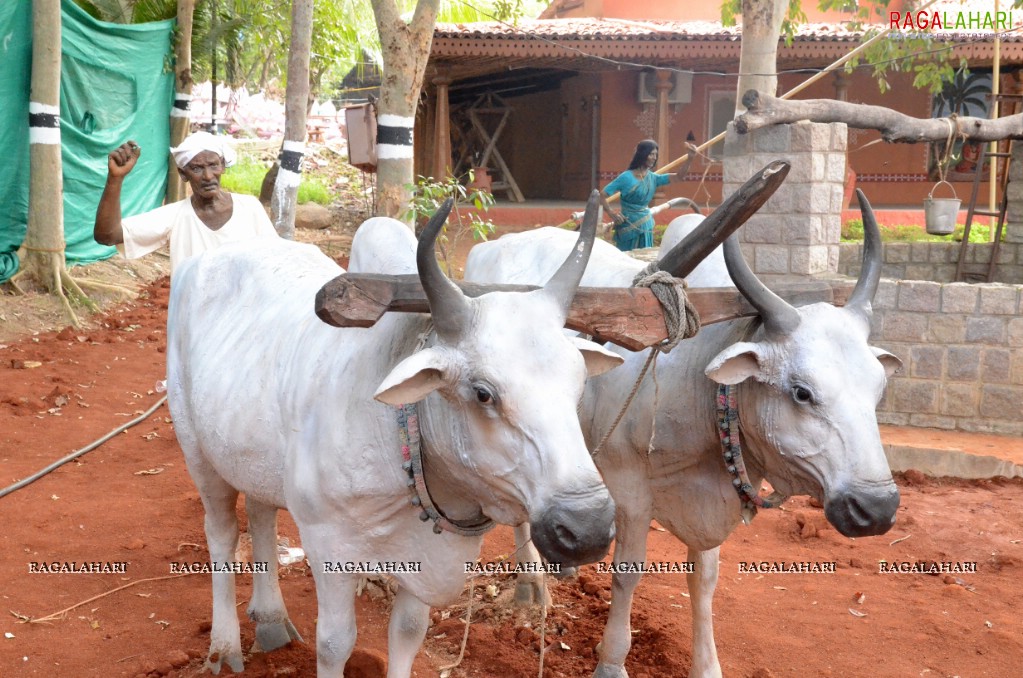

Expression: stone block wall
xmin=869 ymin=278 xmax=1023 ymax=435
xmin=838 ymin=241 xmax=1023 ymax=285
xmin=722 ymin=122 xmax=847 ymax=280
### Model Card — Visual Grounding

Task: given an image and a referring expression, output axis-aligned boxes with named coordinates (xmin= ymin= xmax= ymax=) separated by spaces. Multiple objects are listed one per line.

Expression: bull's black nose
xmin=826 ymin=485 xmax=900 ymax=537
xmin=530 ymin=489 xmax=615 ymax=567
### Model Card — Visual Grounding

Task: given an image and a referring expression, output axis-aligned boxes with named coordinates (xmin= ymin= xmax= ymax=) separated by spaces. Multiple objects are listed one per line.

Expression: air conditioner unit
xmin=638 ymin=71 xmax=692 ymax=105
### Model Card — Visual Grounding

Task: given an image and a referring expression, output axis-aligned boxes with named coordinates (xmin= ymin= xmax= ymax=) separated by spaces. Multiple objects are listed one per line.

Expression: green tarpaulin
xmin=0 ymin=0 xmax=174 ymax=283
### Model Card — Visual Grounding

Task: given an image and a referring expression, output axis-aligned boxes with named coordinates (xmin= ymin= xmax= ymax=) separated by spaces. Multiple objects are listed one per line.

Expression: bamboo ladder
xmin=955 ymin=93 xmax=1021 ymax=282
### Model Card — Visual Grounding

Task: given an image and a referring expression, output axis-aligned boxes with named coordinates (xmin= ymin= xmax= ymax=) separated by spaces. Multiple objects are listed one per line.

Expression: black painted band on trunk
xmin=280 ymin=149 xmax=304 ymax=173
xmin=377 ymin=125 xmax=413 ymax=146
xmin=29 ymin=112 xmax=59 ymax=128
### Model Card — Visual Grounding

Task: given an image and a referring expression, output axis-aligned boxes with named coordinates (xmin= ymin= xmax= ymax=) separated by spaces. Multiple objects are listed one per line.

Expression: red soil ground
xmin=2 ymin=275 xmax=1022 ymax=678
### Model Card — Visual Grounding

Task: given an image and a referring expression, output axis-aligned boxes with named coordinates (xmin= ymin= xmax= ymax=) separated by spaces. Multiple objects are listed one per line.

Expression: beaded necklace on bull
xmin=716 ymin=383 xmax=789 ymax=525
xmin=396 ymin=324 xmax=494 ymax=538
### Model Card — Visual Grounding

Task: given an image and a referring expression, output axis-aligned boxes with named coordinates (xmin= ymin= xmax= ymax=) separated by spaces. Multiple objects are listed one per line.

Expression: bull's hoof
xmin=553 ymin=565 xmax=578 ymax=580
xmin=205 ymin=648 xmax=244 ymax=675
xmin=513 ymin=579 xmax=552 ymax=607
xmin=593 ymin=663 xmax=628 ymax=678
xmin=253 ymin=618 xmax=304 ymax=652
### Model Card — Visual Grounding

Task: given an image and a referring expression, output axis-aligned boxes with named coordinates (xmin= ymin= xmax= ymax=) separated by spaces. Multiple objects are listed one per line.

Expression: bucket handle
xmin=928 ymin=180 xmax=958 ymax=200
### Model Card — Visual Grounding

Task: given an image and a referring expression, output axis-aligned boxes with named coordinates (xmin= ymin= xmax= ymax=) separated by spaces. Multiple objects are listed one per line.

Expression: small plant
xmin=404 ymin=172 xmax=496 ymax=275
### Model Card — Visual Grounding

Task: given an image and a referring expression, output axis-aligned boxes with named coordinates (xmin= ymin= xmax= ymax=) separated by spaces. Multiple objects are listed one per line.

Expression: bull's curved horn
xmin=417 ymin=198 xmax=470 ymax=341
xmin=544 ymin=189 xmax=600 ymax=316
xmin=846 ymin=189 xmax=882 ymax=323
xmin=723 ymin=235 xmax=800 ymax=336
xmin=658 ymin=160 xmax=790 ymax=280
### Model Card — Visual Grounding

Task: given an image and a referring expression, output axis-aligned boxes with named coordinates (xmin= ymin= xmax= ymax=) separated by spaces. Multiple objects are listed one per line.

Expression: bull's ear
xmin=705 ymin=342 xmax=764 ymax=385
xmin=570 ymin=337 xmax=624 ymax=377
xmin=375 ymin=347 xmax=451 ymax=405
xmin=872 ymin=346 xmax=903 ymax=378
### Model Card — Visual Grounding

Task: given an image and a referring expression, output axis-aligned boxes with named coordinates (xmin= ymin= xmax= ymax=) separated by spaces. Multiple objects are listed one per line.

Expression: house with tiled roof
xmin=416 ymin=0 xmax=1023 ymax=220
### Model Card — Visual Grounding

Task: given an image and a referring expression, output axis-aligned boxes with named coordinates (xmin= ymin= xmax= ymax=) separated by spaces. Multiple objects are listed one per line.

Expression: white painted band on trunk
xmin=282 ymin=140 xmax=306 ymax=153
xmin=276 ymin=167 xmax=302 ymax=188
xmin=376 ymin=144 xmax=415 ymax=160
xmin=174 ymin=93 xmax=192 ymax=102
xmin=377 ymin=114 xmax=414 ymax=128
xmin=30 ymin=127 xmax=61 ymax=145
xmin=170 ymin=108 xmax=191 ymax=118
xmin=29 ymin=102 xmax=60 ymax=115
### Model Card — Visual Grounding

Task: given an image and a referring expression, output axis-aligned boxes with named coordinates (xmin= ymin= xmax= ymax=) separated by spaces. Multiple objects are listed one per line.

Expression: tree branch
xmin=736 ymin=89 xmax=1023 ymax=143
xmin=371 ymin=0 xmax=401 ymax=38
xmin=410 ymin=0 xmax=440 ymax=35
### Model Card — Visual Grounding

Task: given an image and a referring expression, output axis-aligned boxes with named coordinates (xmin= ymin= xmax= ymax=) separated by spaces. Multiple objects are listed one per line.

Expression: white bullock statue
xmin=464 ymin=188 xmax=902 ymax=677
xmin=166 ymin=194 xmax=623 ymax=676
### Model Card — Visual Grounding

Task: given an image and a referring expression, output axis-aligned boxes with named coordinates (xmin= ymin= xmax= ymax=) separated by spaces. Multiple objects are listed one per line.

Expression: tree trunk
xmin=370 ymin=0 xmax=440 ymax=221
xmin=735 ymin=0 xmax=786 ymax=114
xmin=737 ymin=89 xmax=1023 ymax=143
xmin=166 ymin=0 xmax=196 ymax=204
xmin=270 ymin=0 xmax=313 ymax=240
xmin=22 ymin=0 xmax=65 ymax=296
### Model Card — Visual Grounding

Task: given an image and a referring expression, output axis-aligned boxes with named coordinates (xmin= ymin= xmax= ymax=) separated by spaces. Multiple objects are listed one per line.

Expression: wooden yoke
xmin=315 ymin=275 xmax=854 ymax=351
xmin=313 ymin=160 xmax=851 ymax=351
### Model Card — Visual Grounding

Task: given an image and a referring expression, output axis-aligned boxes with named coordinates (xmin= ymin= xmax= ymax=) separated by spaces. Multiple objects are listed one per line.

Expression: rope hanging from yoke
xmin=590 ymin=266 xmax=700 ymax=458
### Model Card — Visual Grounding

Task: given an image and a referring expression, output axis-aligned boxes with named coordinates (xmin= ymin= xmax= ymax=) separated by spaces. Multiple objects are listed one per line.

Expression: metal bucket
xmin=924 ymin=181 xmax=960 ymax=236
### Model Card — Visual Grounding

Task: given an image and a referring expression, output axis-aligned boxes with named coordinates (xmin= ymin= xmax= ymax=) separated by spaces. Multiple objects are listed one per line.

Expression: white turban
xmin=170 ymin=131 xmax=237 ymax=169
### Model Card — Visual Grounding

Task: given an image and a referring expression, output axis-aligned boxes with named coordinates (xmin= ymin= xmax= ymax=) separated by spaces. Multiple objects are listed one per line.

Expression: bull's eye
xmin=475 ymin=387 xmax=493 ymax=404
xmin=791 ymin=385 xmax=813 ymax=404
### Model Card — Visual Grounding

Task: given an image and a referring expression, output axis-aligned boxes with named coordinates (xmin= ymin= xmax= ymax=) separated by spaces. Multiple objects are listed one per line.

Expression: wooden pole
xmin=432 ymin=69 xmax=452 ymax=180
xmin=990 ymin=0 xmax=1001 ymax=222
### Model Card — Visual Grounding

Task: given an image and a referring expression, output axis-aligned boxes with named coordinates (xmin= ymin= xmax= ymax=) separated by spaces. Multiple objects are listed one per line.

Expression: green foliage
xmin=719 ymin=0 xmax=740 ymax=26
xmin=781 ymin=0 xmax=809 ymax=45
xmin=220 ymin=160 xmax=332 ymax=205
xmin=73 ymin=0 xmax=174 ymax=23
xmin=857 ymin=30 xmax=961 ymax=95
xmin=77 ymin=0 xmax=550 ymax=104
xmin=405 ymin=172 xmax=496 ymax=241
xmin=841 ymin=218 xmax=998 ymax=243
xmin=720 ymin=0 xmax=808 ymax=45
xmin=219 ymin=160 xmax=269 ymax=197
xmin=405 ymin=172 xmax=496 ymax=274
xmin=297 ymin=179 xmax=333 ymax=206
xmin=492 ymin=0 xmax=530 ymax=22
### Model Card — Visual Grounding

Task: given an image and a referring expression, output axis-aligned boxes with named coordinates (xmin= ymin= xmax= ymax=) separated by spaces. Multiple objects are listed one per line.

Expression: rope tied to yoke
xmin=631 ymin=263 xmax=701 ymax=351
xmin=590 ymin=265 xmax=700 ymax=458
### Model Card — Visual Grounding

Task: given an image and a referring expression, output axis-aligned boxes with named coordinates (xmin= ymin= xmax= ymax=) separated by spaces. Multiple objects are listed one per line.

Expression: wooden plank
xmin=314 ymin=273 xmax=855 ymax=351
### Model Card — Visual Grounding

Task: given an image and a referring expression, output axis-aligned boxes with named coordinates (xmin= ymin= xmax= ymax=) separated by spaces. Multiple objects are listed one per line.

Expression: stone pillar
xmin=722 ymin=121 xmax=847 ymax=280
xmin=1003 ymin=71 xmax=1023 ymax=244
